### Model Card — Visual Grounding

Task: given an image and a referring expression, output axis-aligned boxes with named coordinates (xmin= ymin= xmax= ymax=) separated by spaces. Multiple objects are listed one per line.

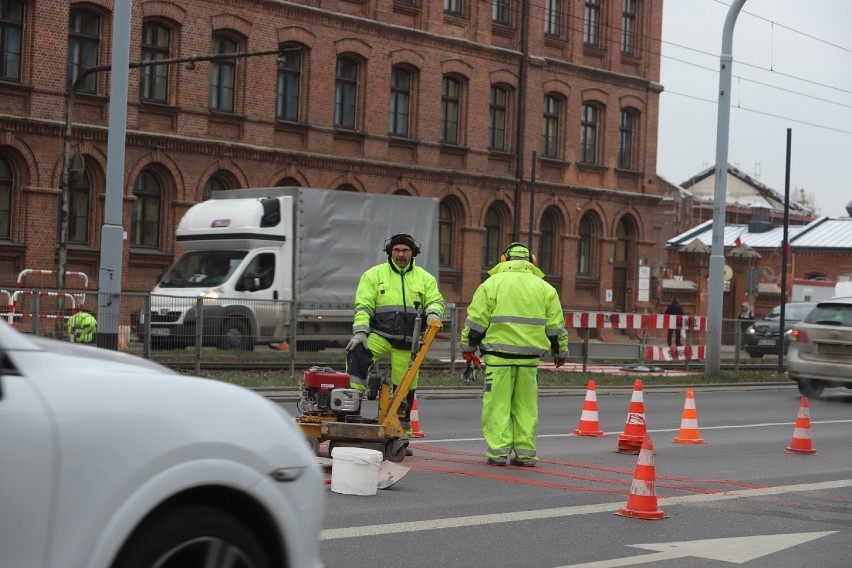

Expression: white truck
xmin=138 ymin=187 xmax=439 ymax=350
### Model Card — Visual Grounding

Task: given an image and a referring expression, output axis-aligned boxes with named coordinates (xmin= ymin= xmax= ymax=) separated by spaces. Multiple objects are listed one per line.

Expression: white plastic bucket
xmin=330 ymin=447 xmax=383 ymax=496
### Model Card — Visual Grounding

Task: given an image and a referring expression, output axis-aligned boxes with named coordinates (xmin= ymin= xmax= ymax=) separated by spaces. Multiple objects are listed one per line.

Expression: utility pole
xmin=707 ymin=0 xmax=747 ymax=376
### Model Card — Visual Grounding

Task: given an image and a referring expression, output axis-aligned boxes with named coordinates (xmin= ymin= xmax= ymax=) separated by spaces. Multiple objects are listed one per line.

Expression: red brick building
xmin=0 ymin=0 xmax=664 ymax=312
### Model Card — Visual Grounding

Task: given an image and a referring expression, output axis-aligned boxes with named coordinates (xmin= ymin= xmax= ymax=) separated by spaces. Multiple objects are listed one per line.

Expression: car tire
xmin=111 ymin=505 xmax=272 ymax=568
xmin=796 ymin=379 xmax=825 ymax=398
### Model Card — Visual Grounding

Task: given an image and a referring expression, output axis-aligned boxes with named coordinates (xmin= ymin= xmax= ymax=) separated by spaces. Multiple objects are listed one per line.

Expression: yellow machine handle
xmin=378 ymin=319 xmax=442 ymax=428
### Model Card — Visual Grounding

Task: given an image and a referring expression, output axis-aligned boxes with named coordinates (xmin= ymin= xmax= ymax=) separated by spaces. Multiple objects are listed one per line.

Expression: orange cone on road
xmin=409 ymin=394 xmax=425 ymax=438
xmin=617 ymin=379 xmax=647 ymax=454
xmin=572 ymin=380 xmax=605 ymax=436
xmin=786 ymin=396 xmax=817 ymax=455
xmin=673 ymin=388 xmax=705 ymax=444
xmin=616 ymin=434 xmax=667 ymax=520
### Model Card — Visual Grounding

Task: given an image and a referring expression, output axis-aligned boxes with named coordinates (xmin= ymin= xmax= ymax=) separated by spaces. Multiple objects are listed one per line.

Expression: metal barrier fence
xmin=2 ymin=290 xmax=761 ymax=372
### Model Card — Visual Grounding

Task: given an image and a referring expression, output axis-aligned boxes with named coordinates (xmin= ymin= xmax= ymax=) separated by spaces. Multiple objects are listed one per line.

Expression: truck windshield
xmin=158 ymin=251 xmax=248 ymax=288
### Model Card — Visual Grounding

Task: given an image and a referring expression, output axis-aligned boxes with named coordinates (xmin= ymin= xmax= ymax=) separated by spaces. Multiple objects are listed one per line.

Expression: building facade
xmin=0 ymin=0 xmax=664 ymax=312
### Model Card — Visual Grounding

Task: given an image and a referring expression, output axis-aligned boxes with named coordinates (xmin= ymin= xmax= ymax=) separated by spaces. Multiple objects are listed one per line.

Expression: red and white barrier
xmin=646 ymin=345 xmax=706 ymax=361
xmin=565 ymin=312 xmax=644 ymax=329
xmin=565 ymin=311 xmax=707 ymax=331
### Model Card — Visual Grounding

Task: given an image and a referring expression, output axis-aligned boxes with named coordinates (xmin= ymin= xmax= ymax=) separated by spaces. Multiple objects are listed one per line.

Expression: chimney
xmin=747 ymin=206 xmax=773 ymax=233
xmin=846 ymin=201 xmax=852 ymax=217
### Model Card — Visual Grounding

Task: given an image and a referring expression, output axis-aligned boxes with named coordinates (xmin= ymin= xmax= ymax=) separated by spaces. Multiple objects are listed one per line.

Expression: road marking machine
xmin=295 ymin=315 xmax=441 ymax=462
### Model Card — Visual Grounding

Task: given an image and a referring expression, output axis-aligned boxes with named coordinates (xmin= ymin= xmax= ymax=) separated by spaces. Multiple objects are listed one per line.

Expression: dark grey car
xmin=743 ymin=302 xmax=816 ymax=358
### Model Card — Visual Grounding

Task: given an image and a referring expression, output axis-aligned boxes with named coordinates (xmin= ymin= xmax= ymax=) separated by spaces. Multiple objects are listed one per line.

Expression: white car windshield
xmin=158 ymin=251 xmax=248 ymax=288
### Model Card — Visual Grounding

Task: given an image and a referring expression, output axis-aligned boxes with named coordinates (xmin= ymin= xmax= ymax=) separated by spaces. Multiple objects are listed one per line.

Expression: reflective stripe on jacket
xmin=461 ymin=260 xmax=568 ymax=363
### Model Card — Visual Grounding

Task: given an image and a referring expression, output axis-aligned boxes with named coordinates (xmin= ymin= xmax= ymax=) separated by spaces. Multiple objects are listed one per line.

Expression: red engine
xmin=298 ymin=366 xmax=361 ymax=416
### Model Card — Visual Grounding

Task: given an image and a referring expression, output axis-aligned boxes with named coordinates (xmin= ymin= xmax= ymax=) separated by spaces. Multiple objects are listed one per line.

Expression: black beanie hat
xmin=384 ymin=234 xmax=420 ymax=256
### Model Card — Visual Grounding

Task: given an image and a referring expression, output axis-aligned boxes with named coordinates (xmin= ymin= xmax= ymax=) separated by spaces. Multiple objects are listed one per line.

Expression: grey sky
xmin=658 ymin=0 xmax=852 ymax=218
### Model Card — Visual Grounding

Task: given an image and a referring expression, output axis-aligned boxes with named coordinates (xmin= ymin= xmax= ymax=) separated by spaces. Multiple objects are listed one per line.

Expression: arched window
xmin=210 ymin=33 xmax=239 ymax=112
xmin=336 ymin=184 xmax=358 ymax=192
xmin=538 ymin=210 xmax=557 ymax=274
xmin=277 ymin=44 xmax=304 ymax=122
xmin=276 ymin=177 xmax=301 ymax=187
xmin=439 ymin=201 xmax=454 ymax=267
xmin=335 ymin=56 xmax=359 ymax=129
xmin=577 ymin=216 xmax=592 ymax=275
xmin=482 ymin=206 xmax=502 ymax=269
xmin=131 ymin=170 xmax=161 ymax=247
xmin=203 ymin=175 xmax=230 ymax=201
xmin=615 ymin=218 xmax=629 ymax=262
xmin=140 ymin=20 xmax=171 ymax=103
xmin=389 ymin=66 xmax=412 ymax=137
xmin=68 ymin=167 xmax=90 ymax=243
xmin=0 ymin=157 xmax=12 ymax=239
xmin=67 ymin=8 xmax=100 ymax=92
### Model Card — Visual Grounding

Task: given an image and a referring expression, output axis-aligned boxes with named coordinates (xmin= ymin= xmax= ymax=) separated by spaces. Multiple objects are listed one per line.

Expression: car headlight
xmin=198 ymin=287 xmax=223 ymax=299
xmin=746 ymin=327 xmax=756 ymax=335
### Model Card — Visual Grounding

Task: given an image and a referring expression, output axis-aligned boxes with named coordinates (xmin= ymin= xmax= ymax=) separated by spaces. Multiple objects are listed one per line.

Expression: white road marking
xmin=555 ymin=532 xmax=837 ymax=567
xmin=320 ymin=479 xmax=852 ymax=540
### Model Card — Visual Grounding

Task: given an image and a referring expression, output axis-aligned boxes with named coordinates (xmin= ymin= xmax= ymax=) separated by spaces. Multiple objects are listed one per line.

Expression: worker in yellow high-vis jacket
xmin=461 ymin=243 xmax=568 ymax=467
xmin=67 ymin=309 xmax=98 ymax=343
xmin=345 ymin=234 xmax=445 ymax=434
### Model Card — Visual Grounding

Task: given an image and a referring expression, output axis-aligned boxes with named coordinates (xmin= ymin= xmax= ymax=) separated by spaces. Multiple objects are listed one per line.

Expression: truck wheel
xmin=111 ymin=505 xmax=272 ymax=568
xmin=220 ymin=319 xmax=252 ymax=351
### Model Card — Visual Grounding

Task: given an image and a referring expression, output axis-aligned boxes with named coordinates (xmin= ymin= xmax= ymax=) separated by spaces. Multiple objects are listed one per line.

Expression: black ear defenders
xmin=383 ymin=233 xmax=421 ymax=257
xmin=500 ymin=242 xmax=536 ymax=265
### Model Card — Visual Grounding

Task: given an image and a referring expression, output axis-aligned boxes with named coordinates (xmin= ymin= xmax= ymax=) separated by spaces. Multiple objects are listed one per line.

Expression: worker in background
xmin=665 ymin=296 xmax=684 ymax=347
xmin=346 ymin=234 xmax=445 ymax=443
xmin=67 ymin=309 xmax=97 ymax=344
xmin=460 ymin=242 xmax=568 ymax=467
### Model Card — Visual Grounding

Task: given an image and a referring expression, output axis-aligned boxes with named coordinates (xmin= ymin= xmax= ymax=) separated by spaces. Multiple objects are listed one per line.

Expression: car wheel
xmin=220 ymin=318 xmax=253 ymax=351
xmin=797 ymin=379 xmax=825 ymax=398
xmin=111 ymin=505 xmax=272 ymax=568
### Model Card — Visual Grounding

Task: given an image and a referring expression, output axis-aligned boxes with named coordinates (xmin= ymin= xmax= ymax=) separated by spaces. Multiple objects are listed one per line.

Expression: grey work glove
xmin=426 ymin=313 xmax=441 ymax=326
xmin=346 ymin=332 xmax=367 ymax=352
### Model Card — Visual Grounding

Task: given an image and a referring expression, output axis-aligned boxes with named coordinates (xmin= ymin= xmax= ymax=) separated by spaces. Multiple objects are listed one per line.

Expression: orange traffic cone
xmin=673 ymin=388 xmax=705 ymax=444
xmin=786 ymin=396 xmax=817 ymax=455
xmin=616 ymin=434 xmax=667 ymax=520
xmin=572 ymin=380 xmax=605 ymax=436
xmin=617 ymin=379 xmax=647 ymax=454
xmin=409 ymin=394 xmax=425 ymax=438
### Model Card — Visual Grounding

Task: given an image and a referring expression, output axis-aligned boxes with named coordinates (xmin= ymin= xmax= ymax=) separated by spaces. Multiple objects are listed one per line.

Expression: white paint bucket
xmin=330 ymin=447 xmax=383 ymax=496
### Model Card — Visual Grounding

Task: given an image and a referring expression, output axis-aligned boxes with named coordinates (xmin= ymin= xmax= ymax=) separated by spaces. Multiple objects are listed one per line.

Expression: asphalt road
xmin=309 ymin=386 xmax=852 ymax=568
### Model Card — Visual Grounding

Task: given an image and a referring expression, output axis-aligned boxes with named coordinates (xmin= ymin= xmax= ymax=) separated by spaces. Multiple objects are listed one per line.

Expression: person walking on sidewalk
xmin=665 ymin=297 xmax=684 ymax=347
xmin=345 ymin=234 xmax=445 ymax=431
xmin=738 ymin=301 xmax=755 ymax=351
xmin=460 ymin=242 xmax=568 ymax=467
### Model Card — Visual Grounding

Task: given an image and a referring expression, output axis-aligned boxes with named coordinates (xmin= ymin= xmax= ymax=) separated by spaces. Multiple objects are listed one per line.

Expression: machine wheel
xmin=220 ymin=318 xmax=253 ymax=351
xmin=305 ymin=435 xmax=320 ymax=456
xmin=110 ymin=505 xmax=272 ymax=568
xmin=385 ymin=439 xmax=408 ymax=463
xmin=797 ymin=379 xmax=825 ymax=398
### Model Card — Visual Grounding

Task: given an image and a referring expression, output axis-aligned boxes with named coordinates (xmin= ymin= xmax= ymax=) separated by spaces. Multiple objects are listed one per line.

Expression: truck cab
xmin=138 ymin=197 xmax=292 ymax=350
